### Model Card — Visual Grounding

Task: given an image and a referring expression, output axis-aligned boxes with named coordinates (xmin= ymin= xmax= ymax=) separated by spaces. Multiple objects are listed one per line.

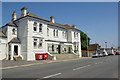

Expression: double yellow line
xmin=0 ymin=58 xmax=79 ymax=70
xmin=0 ymin=63 xmax=43 ymax=70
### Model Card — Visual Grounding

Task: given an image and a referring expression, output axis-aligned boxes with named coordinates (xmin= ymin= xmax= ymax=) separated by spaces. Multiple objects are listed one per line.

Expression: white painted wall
xmin=46 ymin=25 xmax=67 ymax=42
xmin=7 ymin=26 xmax=17 ymax=42
xmin=0 ymin=16 xmax=82 ymax=61
xmin=17 ymin=18 xmax=28 ymax=60
xmin=0 ymin=37 xmax=7 ymax=60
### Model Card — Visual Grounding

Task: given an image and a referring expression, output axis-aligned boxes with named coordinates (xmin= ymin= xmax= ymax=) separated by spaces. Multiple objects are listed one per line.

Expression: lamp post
xmin=105 ymin=42 xmax=107 ymax=50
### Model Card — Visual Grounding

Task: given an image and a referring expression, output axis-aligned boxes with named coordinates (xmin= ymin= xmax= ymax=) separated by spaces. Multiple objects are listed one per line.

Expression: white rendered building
xmin=0 ymin=7 xmax=82 ymax=61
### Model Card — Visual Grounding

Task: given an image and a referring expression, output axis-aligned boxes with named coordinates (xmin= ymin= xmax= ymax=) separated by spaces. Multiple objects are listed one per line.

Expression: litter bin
xmin=35 ymin=53 xmax=44 ymax=60
xmin=43 ymin=53 xmax=48 ymax=60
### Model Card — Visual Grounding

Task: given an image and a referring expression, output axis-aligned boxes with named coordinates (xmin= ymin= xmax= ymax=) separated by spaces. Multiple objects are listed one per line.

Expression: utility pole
xmin=86 ymin=32 xmax=89 ymax=57
xmin=105 ymin=42 xmax=107 ymax=50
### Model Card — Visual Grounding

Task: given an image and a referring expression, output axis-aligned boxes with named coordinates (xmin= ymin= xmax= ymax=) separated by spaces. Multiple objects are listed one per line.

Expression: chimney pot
xmin=21 ymin=6 xmax=27 ymax=17
xmin=72 ymin=24 xmax=76 ymax=28
xmin=50 ymin=16 xmax=55 ymax=23
xmin=12 ymin=11 xmax=16 ymax=21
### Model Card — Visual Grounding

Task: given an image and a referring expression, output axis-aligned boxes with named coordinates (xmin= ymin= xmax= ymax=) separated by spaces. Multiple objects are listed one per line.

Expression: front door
xmin=14 ymin=45 xmax=18 ymax=55
xmin=58 ymin=45 xmax=61 ymax=54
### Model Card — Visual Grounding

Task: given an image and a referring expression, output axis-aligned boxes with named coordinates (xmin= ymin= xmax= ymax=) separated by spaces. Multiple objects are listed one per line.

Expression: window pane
xmin=39 ymin=24 xmax=42 ymax=32
xmin=52 ymin=45 xmax=54 ymax=51
xmin=53 ymin=30 xmax=55 ymax=36
xmin=34 ymin=42 xmax=37 ymax=49
xmin=34 ymin=27 xmax=37 ymax=31
xmin=34 ymin=22 xmax=37 ymax=26
xmin=34 ymin=39 xmax=37 ymax=41
xmin=12 ymin=28 xmax=15 ymax=35
xmin=56 ymin=30 xmax=58 ymax=36
xmin=38 ymin=43 xmax=42 ymax=49
xmin=47 ymin=28 xmax=49 ymax=36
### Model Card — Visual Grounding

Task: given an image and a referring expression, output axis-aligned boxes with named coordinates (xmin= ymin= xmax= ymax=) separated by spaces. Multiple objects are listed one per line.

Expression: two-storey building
xmin=0 ymin=7 xmax=82 ymax=61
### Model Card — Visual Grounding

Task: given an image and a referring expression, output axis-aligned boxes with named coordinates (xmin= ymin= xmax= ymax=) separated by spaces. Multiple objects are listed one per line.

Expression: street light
xmin=105 ymin=42 xmax=107 ymax=50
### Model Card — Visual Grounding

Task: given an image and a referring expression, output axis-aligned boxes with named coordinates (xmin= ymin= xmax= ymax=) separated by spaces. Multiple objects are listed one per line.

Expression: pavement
xmin=1 ymin=55 xmax=119 ymax=80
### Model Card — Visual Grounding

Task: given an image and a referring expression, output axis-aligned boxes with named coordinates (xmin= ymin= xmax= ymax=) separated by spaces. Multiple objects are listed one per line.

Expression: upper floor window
xmin=33 ymin=22 xmax=37 ymax=31
xmin=62 ymin=31 xmax=66 ymax=38
xmin=62 ymin=31 xmax=64 ymax=36
xmin=12 ymin=28 xmax=15 ymax=35
xmin=74 ymin=32 xmax=78 ymax=38
xmin=74 ymin=32 xmax=76 ymax=38
xmin=77 ymin=33 xmax=78 ymax=38
xmin=39 ymin=24 xmax=42 ymax=32
xmin=64 ymin=31 xmax=66 ymax=38
xmin=53 ymin=29 xmax=55 ymax=36
xmin=47 ymin=28 xmax=49 ymax=36
xmin=56 ymin=30 xmax=58 ymax=37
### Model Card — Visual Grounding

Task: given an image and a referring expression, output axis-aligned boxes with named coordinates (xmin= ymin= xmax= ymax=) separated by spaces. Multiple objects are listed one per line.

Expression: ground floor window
xmin=52 ymin=45 xmax=54 ymax=52
xmin=48 ymin=44 xmax=58 ymax=54
xmin=33 ymin=38 xmax=43 ymax=49
xmin=74 ymin=45 xmax=79 ymax=53
xmin=48 ymin=43 xmax=72 ymax=54
xmin=33 ymin=39 xmax=37 ymax=49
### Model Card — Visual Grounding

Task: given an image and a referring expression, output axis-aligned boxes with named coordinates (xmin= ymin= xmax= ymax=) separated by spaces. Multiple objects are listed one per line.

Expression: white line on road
xmin=73 ymin=65 xmax=91 ymax=71
xmin=43 ymin=73 xmax=62 ymax=78
xmin=95 ymin=63 xmax=98 ymax=64
xmin=95 ymin=62 xmax=103 ymax=64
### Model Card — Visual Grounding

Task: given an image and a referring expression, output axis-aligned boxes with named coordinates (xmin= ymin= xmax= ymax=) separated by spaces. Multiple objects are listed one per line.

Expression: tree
xmin=80 ymin=31 xmax=90 ymax=50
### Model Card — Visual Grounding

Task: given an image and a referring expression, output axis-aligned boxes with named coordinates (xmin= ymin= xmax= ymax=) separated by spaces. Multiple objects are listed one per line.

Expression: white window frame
xmin=39 ymin=23 xmax=42 ymax=32
xmin=47 ymin=28 xmax=49 ymax=36
xmin=12 ymin=28 xmax=16 ymax=35
xmin=33 ymin=38 xmax=38 ymax=49
xmin=33 ymin=22 xmax=37 ymax=32
xmin=53 ymin=29 xmax=55 ymax=36
xmin=56 ymin=30 xmax=58 ymax=37
xmin=62 ymin=31 xmax=66 ymax=38
xmin=38 ymin=39 xmax=43 ymax=49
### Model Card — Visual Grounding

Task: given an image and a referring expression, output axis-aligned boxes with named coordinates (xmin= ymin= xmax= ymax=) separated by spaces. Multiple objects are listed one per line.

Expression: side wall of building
xmin=0 ymin=37 xmax=7 ymax=60
xmin=17 ymin=18 xmax=28 ymax=60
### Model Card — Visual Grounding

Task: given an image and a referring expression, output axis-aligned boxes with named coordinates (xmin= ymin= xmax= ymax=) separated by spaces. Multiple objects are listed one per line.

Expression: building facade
xmin=0 ymin=7 xmax=82 ymax=61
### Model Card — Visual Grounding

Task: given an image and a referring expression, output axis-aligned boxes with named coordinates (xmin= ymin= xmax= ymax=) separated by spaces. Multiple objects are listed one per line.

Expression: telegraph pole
xmin=86 ymin=32 xmax=89 ymax=57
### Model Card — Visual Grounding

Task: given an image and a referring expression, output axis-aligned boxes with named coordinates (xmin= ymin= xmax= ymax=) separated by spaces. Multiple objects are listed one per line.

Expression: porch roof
xmin=9 ymin=38 xmax=21 ymax=43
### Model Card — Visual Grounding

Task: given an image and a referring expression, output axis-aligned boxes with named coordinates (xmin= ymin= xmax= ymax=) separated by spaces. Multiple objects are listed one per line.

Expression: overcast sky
xmin=1 ymin=2 xmax=118 ymax=48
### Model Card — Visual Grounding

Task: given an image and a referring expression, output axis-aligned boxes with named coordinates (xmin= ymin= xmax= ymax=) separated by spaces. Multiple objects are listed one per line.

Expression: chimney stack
xmin=50 ymin=16 xmax=55 ymax=23
xmin=72 ymin=24 xmax=76 ymax=28
xmin=12 ymin=11 xmax=16 ymax=21
xmin=21 ymin=6 xmax=27 ymax=17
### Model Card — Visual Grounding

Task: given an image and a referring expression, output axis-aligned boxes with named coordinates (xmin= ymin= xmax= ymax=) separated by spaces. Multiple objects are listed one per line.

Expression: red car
xmin=115 ymin=52 xmax=120 ymax=55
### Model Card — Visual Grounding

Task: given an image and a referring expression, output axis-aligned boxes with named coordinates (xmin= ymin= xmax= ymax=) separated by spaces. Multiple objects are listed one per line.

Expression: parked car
xmin=115 ymin=52 xmax=120 ymax=55
xmin=92 ymin=53 xmax=99 ymax=58
xmin=99 ymin=53 xmax=105 ymax=57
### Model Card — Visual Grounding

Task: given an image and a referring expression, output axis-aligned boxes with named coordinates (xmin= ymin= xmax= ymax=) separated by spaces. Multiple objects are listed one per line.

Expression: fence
xmin=81 ymin=51 xmax=97 ymax=57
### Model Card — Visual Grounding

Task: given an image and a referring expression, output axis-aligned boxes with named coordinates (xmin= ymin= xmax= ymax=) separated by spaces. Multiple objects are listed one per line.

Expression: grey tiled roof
xmin=9 ymin=37 xmax=21 ymax=43
xmin=0 ymin=31 xmax=7 ymax=38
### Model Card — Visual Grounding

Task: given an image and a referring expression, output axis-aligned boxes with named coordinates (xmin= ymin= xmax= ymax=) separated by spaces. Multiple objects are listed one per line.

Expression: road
xmin=2 ymin=55 xmax=118 ymax=79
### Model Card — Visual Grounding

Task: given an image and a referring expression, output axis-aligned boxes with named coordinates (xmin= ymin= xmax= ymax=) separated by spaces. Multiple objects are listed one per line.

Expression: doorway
xmin=58 ymin=45 xmax=61 ymax=54
xmin=14 ymin=45 xmax=18 ymax=55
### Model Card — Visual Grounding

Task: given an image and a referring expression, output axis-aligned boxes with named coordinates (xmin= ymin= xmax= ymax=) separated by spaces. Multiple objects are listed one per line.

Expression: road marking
xmin=43 ymin=73 xmax=62 ymax=78
xmin=0 ymin=63 xmax=43 ymax=70
xmin=95 ymin=62 xmax=103 ymax=65
xmin=1 ymin=59 xmax=82 ymax=70
xmin=0 ymin=66 xmax=19 ymax=69
xmin=95 ymin=63 xmax=98 ymax=64
xmin=73 ymin=65 xmax=91 ymax=71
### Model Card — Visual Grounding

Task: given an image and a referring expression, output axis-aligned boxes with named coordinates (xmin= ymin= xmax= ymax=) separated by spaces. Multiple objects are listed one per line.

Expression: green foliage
xmin=80 ymin=31 xmax=90 ymax=50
